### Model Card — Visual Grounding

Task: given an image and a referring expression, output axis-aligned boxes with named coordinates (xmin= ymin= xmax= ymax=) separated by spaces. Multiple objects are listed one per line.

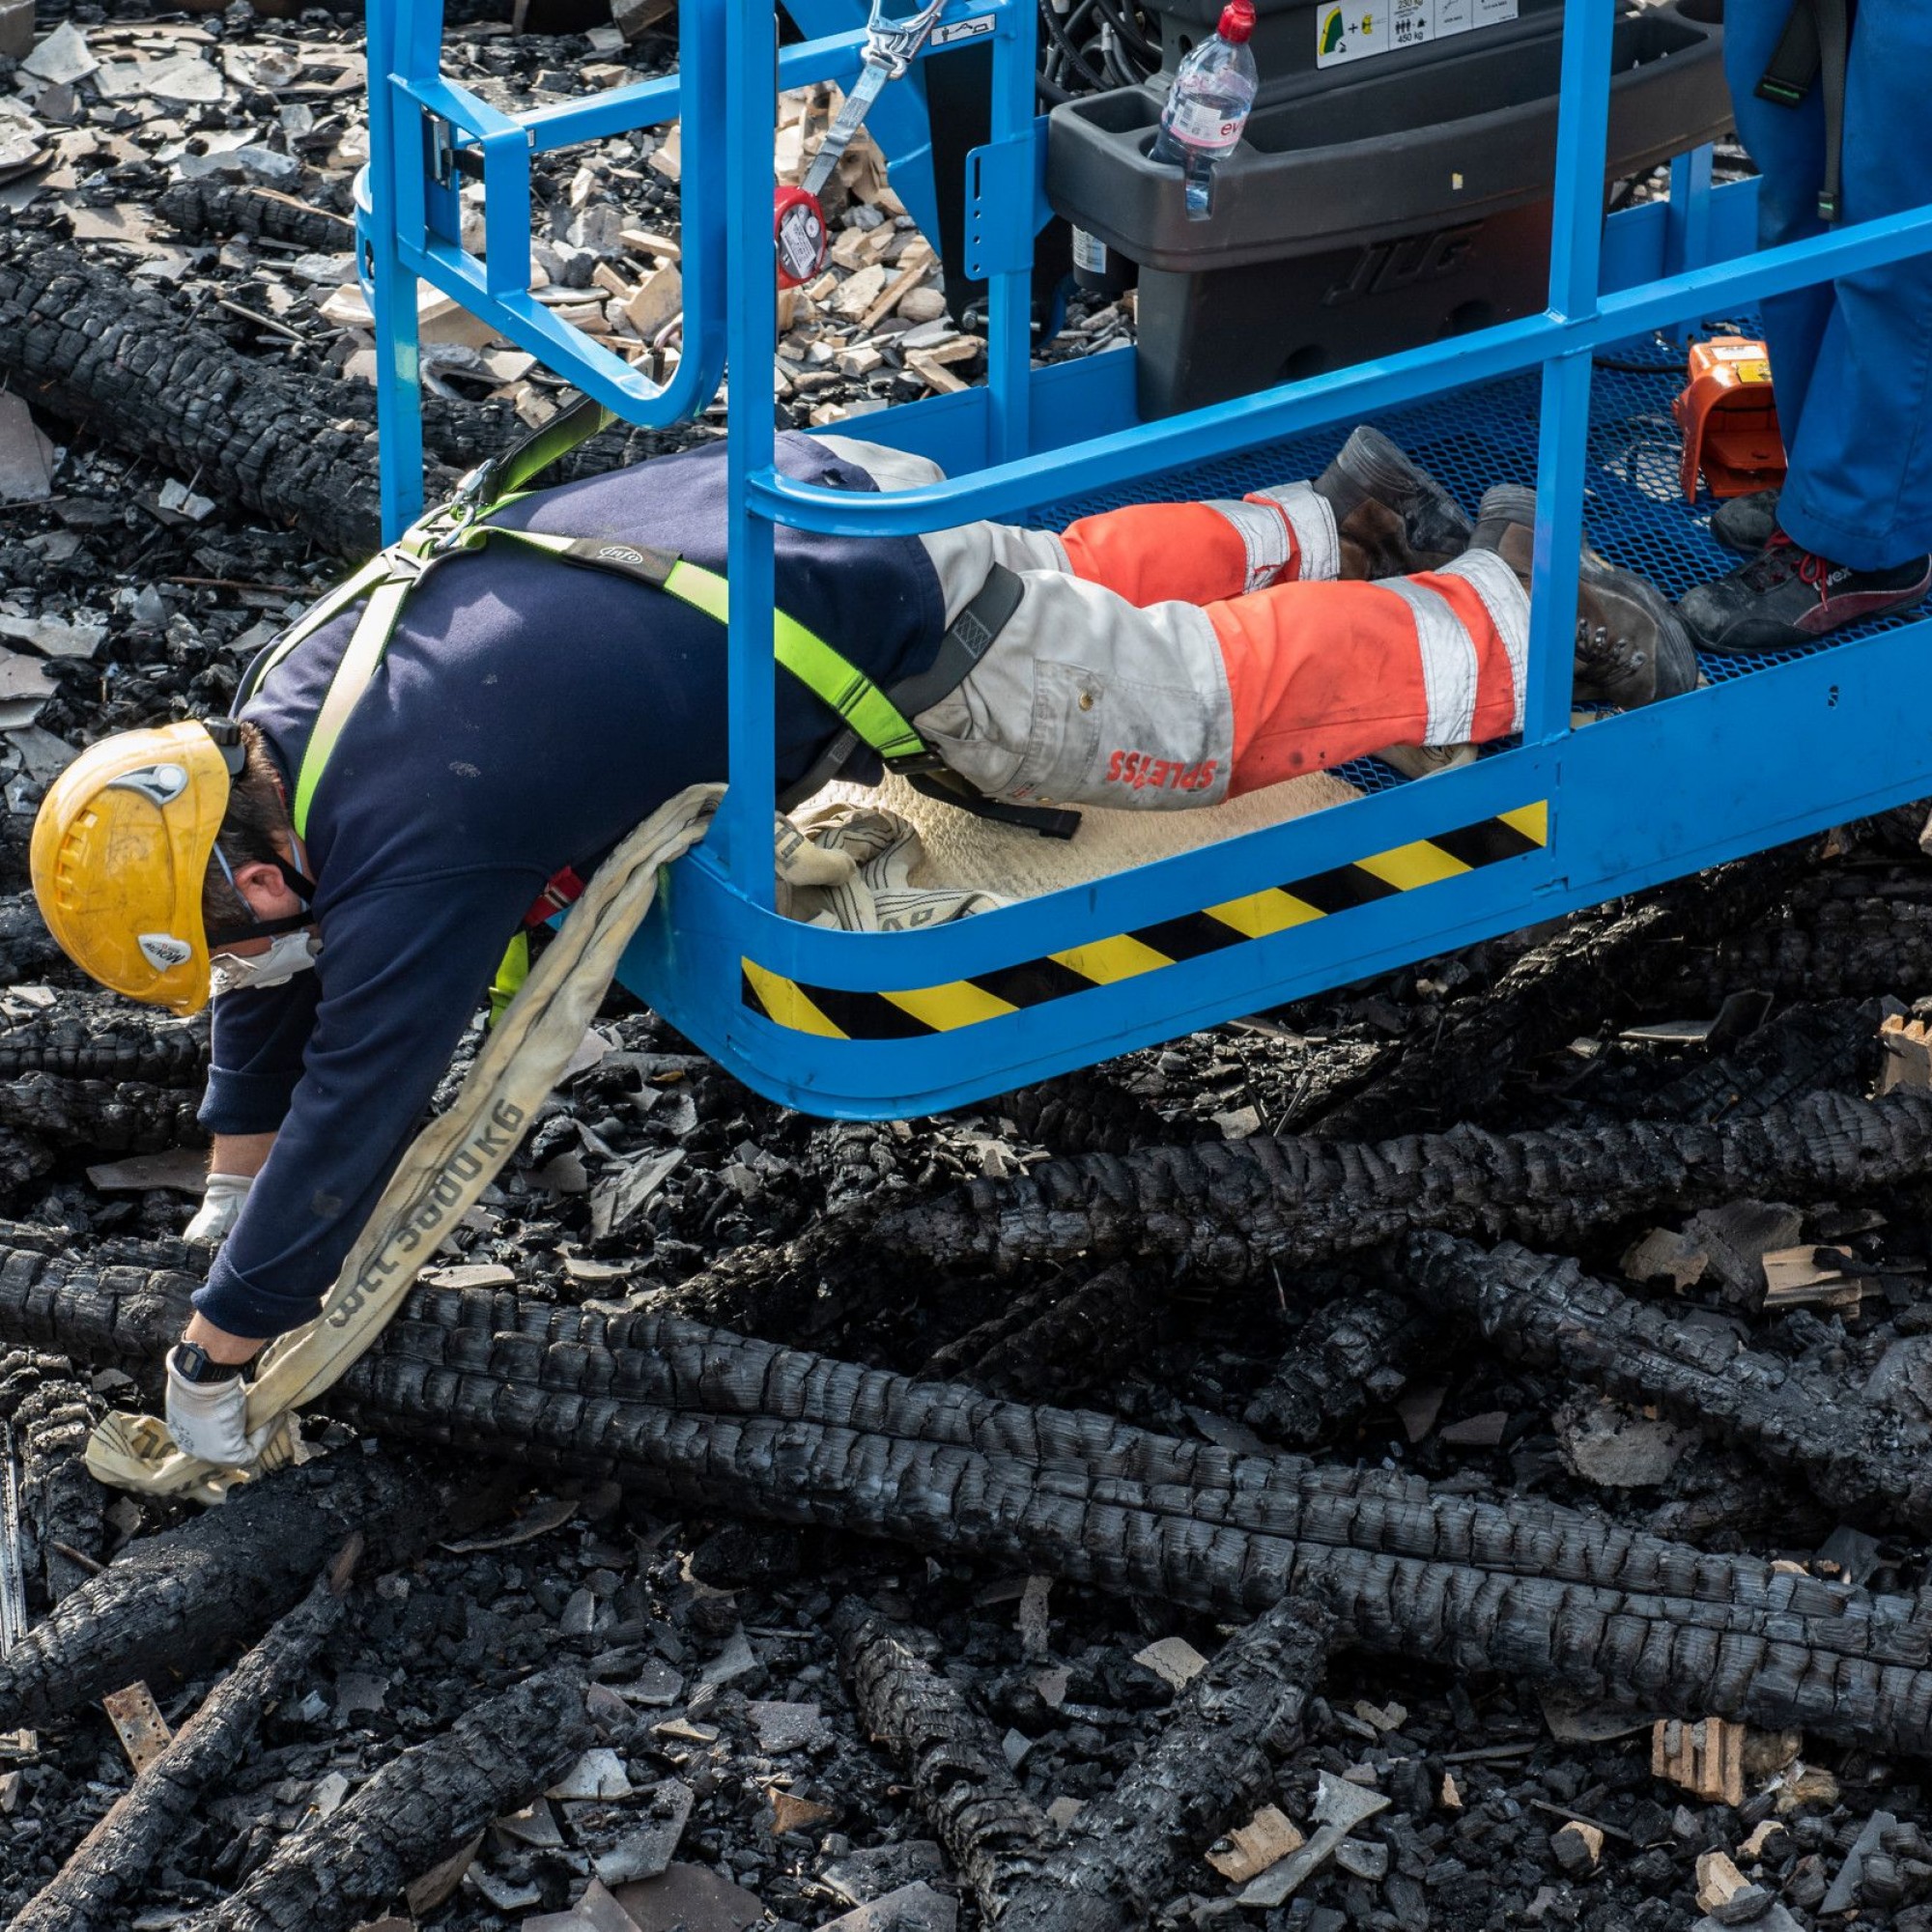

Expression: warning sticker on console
xmin=1317 ymin=0 xmax=1518 ymax=68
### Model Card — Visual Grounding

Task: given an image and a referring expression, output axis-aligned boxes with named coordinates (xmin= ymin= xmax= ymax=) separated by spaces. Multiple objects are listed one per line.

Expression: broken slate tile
xmin=333 ymin=1669 xmax=389 ymax=1719
xmin=0 ymin=653 xmax=52 ymax=707
xmin=86 ymin=1149 xmax=212 ymax=1194
xmin=525 ymin=1878 xmax=639 ymax=1932
xmin=591 ymin=1777 xmax=693 ymax=1885
xmin=1814 ymin=1522 xmax=1882 ymax=1586
xmin=0 ymin=613 xmax=104 ymax=659
xmin=0 ymin=393 xmax=55 ymax=505
xmin=140 ymin=54 xmax=223 ymax=103
xmin=1133 ymin=1635 xmax=1208 ymax=1690
xmin=470 ymin=1867 xmax=544 ymax=1911
xmin=1821 ymin=1808 xmax=1897 ymax=1914
xmin=611 ymin=1862 xmax=763 ymax=1932
xmin=618 ymin=1658 xmax=684 ymax=1707
xmin=23 ymin=21 xmax=97 ymax=85
xmin=821 ymin=1842 xmax=946 ymax=1906
xmin=696 ymin=1627 xmax=757 ymax=1690
xmin=1436 ymin=1410 xmax=1509 ymax=1448
xmin=819 ymin=1883 xmax=957 ymax=1932
xmin=547 ymin=1747 xmax=633 ymax=1802
xmin=588 ymin=1148 xmax=684 ymax=1239
xmin=494 ymin=1798 xmax=565 ymax=1849
xmin=1691 ymin=1909 xmax=1804 ymax=1932
xmin=406 ymin=1832 xmax=482 ymax=1914
xmin=748 ymin=1700 xmax=823 ymax=1753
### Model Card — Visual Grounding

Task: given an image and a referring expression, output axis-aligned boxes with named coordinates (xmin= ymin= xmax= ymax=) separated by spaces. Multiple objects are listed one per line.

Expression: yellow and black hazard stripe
xmin=742 ymin=801 xmax=1548 ymax=1040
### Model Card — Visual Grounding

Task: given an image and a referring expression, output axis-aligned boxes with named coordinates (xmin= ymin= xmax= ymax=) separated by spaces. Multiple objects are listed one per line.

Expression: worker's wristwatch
xmin=170 ymin=1339 xmax=242 ymax=1385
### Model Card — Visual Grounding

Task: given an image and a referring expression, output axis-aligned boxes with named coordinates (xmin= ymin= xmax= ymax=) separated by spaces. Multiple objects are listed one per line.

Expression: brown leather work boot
xmin=1469 ymin=485 xmax=1699 ymax=708
xmin=1312 ymin=426 xmax=1475 ymax=582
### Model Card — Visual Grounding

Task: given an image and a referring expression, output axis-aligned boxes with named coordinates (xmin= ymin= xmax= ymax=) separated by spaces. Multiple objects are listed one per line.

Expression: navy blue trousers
xmin=1724 ymin=0 xmax=1932 ymax=569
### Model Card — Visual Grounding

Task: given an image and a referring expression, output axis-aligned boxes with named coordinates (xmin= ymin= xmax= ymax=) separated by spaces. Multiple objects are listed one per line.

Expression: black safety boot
xmin=1711 ymin=487 xmax=1781 ymax=555
xmin=1469 ymin=486 xmax=1700 ymax=708
xmin=1679 ymin=532 xmax=1932 ymax=655
xmin=1314 ymin=426 xmax=1474 ymax=580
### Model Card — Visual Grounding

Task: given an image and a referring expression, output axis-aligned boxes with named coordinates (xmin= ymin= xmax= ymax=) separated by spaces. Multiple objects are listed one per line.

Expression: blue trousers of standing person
xmin=1723 ymin=0 xmax=1932 ymax=570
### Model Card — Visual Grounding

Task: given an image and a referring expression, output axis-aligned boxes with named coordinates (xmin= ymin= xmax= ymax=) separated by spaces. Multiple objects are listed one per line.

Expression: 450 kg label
xmin=1317 ymin=0 xmax=1518 ymax=69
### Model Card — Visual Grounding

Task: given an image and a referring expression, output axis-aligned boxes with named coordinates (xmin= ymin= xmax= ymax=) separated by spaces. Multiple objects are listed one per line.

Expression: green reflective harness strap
xmin=472 ymin=525 xmax=930 ymax=763
xmin=288 ymin=525 xmax=444 ymax=840
xmin=237 ymin=553 xmax=392 ymax=713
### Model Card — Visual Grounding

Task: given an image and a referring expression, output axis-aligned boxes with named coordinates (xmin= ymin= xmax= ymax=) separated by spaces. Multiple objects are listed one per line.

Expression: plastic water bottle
xmin=1149 ymin=0 xmax=1258 ymax=222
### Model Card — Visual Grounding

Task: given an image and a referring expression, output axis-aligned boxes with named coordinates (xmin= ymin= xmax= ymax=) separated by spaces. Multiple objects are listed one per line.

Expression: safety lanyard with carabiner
xmin=774 ymin=0 xmax=949 ymax=288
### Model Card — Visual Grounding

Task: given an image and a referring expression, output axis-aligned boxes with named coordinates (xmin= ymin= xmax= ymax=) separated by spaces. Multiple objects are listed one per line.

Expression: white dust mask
xmin=209 ymin=929 xmax=320 ymax=999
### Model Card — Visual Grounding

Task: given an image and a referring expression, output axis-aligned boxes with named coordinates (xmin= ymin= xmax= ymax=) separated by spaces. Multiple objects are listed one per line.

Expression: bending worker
xmin=1680 ymin=0 xmax=1931 ymax=651
xmin=31 ymin=421 xmax=1692 ymax=1465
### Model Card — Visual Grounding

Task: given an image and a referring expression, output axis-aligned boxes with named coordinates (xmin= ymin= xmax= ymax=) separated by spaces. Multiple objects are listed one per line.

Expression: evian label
xmin=1166 ymin=97 xmax=1245 ymax=147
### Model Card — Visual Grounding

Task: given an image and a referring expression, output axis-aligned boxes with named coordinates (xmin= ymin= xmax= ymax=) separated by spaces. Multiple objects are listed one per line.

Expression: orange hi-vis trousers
xmin=1055 ymin=495 xmax=1529 ymax=796
xmin=817 ymin=436 xmax=1529 ymax=811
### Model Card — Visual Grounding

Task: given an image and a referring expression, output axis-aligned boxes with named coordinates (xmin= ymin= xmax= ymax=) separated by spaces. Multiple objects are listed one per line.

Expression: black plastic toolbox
xmin=1046 ymin=0 xmax=1731 ymax=416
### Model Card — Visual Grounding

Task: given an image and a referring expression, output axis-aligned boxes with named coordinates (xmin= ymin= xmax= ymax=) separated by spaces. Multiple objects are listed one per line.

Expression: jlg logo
xmin=1105 ymin=751 xmax=1219 ymax=792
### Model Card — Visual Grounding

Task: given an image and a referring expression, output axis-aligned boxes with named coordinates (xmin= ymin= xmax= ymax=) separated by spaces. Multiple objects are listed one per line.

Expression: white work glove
xmin=165 ymin=1350 xmax=270 ymax=1466
xmin=185 ymin=1172 xmax=254 ymax=1245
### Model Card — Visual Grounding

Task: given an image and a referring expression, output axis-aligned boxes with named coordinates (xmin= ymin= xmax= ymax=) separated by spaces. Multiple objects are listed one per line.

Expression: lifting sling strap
xmin=239 ymin=395 xmax=1076 ymax=857
xmin=1756 ymin=0 xmax=1855 ymax=223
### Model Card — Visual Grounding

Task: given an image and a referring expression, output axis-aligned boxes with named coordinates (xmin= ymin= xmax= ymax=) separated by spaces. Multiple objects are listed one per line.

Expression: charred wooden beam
xmin=0 ymin=1133 xmax=53 ymax=1209
xmin=834 ymin=1598 xmax=1054 ymax=1918
xmin=1636 ymin=999 xmax=1875 ymax=1123
xmin=0 ymin=998 xmax=209 ymax=1090
xmin=0 ymin=1350 xmax=106 ymax=1603
xmin=880 ymin=1091 xmax=1932 ymax=1285
xmin=8 ymin=1249 xmax=1932 ymax=1756
xmin=1241 ymin=1283 xmax=1441 ymax=1447
xmin=0 ymin=237 xmax=403 ymax=555
xmin=180 ymin=1666 xmax=591 ymax=1932
xmin=1657 ymin=894 xmax=1932 ymax=1009
xmin=1396 ymin=1232 xmax=1932 ymax=1532
xmin=0 ymin=1448 xmax=499 ymax=1733
xmin=0 ymin=892 xmax=79 ymax=988
xmin=0 ymin=1072 xmax=205 ymax=1154
xmin=990 ymin=1077 xmax=1200 ymax=1158
xmin=1312 ymin=843 xmax=1817 ymax=1139
xmin=0 ymin=241 xmax=717 ymax=557
xmin=12 ymin=1565 xmax=351 ymax=1932
xmin=155 ymin=181 xmax=358 ymax=252
xmin=999 ymin=1590 xmax=1332 ymax=1932
xmin=920 ymin=1264 xmax=1172 ymax=1403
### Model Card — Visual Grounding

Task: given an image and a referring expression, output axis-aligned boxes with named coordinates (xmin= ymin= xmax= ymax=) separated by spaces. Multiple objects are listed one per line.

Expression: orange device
xmin=1673 ymin=337 xmax=1788 ymax=503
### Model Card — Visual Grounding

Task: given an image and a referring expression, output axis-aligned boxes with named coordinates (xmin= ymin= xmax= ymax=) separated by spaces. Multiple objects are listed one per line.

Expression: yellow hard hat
xmin=31 ymin=721 xmax=235 ymax=1014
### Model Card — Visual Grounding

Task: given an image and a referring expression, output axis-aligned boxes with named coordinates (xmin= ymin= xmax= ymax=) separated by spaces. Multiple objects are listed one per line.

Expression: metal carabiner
xmin=862 ymin=0 xmax=950 ymax=79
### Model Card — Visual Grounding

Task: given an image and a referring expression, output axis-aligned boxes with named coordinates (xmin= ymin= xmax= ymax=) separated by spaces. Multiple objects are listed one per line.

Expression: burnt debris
xmin=6 ymin=4 xmax=1932 ymax=1928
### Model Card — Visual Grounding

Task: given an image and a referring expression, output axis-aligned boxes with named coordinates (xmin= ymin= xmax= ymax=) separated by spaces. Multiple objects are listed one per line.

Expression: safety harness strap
xmin=1757 ymin=0 xmax=1854 ymax=222
xmin=474 ymin=525 xmax=933 ymax=766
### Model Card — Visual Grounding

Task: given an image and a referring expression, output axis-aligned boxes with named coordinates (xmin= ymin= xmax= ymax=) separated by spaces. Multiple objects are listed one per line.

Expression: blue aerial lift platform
xmin=356 ymin=0 xmax=1932 ymax=1119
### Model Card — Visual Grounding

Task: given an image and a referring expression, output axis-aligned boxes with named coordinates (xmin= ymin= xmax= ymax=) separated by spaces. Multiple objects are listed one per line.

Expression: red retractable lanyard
xmin=774 ymin=0 xmax=949 ymax=289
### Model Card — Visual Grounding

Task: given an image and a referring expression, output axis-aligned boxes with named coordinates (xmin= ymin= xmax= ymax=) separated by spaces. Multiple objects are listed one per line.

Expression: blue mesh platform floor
xmin=1021 ymin=333 xmax=1922 ymax=795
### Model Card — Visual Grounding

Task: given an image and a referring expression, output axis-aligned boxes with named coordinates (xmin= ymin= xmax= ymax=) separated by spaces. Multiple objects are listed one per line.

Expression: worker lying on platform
xmin=30 ymin=423 xmax=1693 ymax=1465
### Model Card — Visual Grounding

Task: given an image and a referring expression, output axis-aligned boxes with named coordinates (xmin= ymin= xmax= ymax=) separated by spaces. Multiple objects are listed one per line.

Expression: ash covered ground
xmin=2 ymin=3 xmax=1932 ymax=1930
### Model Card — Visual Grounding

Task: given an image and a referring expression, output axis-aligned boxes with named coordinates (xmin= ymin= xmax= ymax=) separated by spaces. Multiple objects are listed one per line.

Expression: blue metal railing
xmin=359 ymin=0 xmax=1932 ymax=1115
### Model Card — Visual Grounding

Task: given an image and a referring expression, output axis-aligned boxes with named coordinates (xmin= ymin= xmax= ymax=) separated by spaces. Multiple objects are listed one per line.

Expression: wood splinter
xmin=1653 ymin=1716 xmax=1745 ymax=1807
